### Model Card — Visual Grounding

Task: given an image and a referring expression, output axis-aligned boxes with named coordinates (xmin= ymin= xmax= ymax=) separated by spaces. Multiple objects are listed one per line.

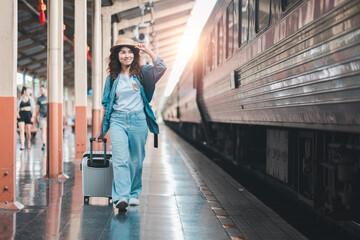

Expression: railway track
xmin=174 ymin=127 xmax=360 ymax=240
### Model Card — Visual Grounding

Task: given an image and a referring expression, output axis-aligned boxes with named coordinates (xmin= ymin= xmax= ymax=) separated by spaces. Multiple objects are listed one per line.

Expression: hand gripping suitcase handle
xmin=89 ymin=137 xmax=107 ymax=166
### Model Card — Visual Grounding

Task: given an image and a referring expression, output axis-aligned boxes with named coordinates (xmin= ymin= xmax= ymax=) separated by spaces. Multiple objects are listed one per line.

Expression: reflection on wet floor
xmin=2 ymin=126 xmax=229 ymax=240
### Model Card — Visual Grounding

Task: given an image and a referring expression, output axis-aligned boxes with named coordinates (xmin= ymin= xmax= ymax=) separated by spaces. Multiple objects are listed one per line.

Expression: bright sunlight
xmin=160 ymin=0 xmax=217 ymax=108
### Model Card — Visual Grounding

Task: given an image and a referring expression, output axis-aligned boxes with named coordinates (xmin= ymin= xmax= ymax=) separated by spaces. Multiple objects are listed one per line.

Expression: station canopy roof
xmin=18 ymin=0 xmax=195 ymax=108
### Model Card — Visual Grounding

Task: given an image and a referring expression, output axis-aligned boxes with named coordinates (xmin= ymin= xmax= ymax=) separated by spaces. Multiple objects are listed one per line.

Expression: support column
xmin=112 ymin=22 xmax=118 ymax=45
xmin=75 ymin=0 xmax=87 ymax=159
xmin=101 ymin=13 xmax=112 ymax=147
xmin=57 ymin=0 xmax=67 ymax=178
xmin=91 ymin=0 xmax=101 ymax=138
xmin=101 ymin=14 xmax=111 ymax=90
xmin=0 ymin=0 xmax=23 ymax=210
xmin=47 ymin=0 xmax=62 ymax=178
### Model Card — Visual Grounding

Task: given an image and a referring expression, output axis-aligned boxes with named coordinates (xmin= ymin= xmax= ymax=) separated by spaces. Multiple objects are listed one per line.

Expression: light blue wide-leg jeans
xmin=109 ymin=110 xmax=148 ymax=203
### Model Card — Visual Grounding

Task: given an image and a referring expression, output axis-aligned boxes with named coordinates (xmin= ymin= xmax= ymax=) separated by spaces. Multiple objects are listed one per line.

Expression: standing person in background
xmin=36 ymin=86 xmax=47 ymax=151
xmin=17 ymin=86 xmax=36 ymax=150
xmin=98 ymin=37 xmax=166 ymax=211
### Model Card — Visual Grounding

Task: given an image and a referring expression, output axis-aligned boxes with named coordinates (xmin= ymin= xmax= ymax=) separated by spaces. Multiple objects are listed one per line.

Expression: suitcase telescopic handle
xmin=89 ymin=137 xmax=107 ymax=166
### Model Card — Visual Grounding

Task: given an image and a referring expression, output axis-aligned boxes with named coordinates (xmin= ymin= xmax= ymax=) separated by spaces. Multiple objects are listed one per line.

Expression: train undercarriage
xmin=165 ymin=120 xmax=360 ymax=236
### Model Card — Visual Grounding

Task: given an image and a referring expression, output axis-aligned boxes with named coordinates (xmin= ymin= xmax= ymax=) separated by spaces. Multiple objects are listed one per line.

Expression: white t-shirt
xmin=113 ymin=74 xmax=144 ymax=111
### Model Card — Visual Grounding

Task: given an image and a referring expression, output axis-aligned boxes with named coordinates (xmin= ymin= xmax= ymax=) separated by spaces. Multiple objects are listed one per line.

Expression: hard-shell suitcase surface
xmin=81 ymin=137 xmax=113 ymax=202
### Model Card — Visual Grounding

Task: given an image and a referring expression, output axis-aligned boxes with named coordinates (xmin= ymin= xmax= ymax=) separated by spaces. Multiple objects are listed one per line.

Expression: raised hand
xmin=135 ymin=43 xmax=148 ymax=53
xmin=135 ymin=43 xmax=157 ymax=61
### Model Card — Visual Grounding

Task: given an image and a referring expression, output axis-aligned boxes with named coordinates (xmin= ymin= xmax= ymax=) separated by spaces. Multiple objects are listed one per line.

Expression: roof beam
xmin=163 ymin=56 xmax=176 ymax=64
xmin=37 ymin=73 xmax=47 ymax=79
xmin=18 ymin=42 xmax=45 ymax=52
xmin=117 ymin=2 xmax=194 ymax=30
xmin=158 ymin=44 xmax=180 ymax=56
xmin=18 ymin=16 xmax=39 ymax=27
xmin=19 ymin=49 xmax=73 ymax=69
xmin=38 ymin=64 xmax=74 ymax=78
xmin=64 ymin=69 xmax=74 ymax=75
xmin=161 ymin=49 xmax=179 ymax=59
xmin=28 ymin=63 xmax=46 ymax=72
xmin=18 ymin=28 xmax=47 ymax=42
xmin=152 ymin=25 xmax=185 ymax=41
xmin=31 ymin=66 xmax=47 ymax=74
xmin=101 ymin=0 xmax=163 ymax=15
xmin=64 ymin=18 xmax=92 ymax=34
xmin=153 ymin=15 xmax=189 ymax=32
xmin=19 ymin=49 xmax=47 ymax=61
xmin=158 ymin=50 xmax=178 ymax=61
xmin=156 ymin=35 xmax=182 ymax=48
xmin=18 ymin=57 xmax=47 ymax=68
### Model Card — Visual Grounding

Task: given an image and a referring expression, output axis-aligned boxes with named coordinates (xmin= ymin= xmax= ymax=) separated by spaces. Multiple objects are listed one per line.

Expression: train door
xmin=297 ymin=131 xmax=316 ymax=207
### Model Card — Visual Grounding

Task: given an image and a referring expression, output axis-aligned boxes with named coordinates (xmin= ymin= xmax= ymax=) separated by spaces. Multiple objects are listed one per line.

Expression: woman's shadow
xmin=110 ymin=206 xmax=141 ymax=240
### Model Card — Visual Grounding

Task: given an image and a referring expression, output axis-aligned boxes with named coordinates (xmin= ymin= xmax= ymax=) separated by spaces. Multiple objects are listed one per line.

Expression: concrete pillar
xmin=101 ymin=14 xmax=111 ymax=90
xmin=112 ymin=22 xmax=118 ymax=45
xmin=47 ymin=0 xmax=64 ymax=178
xmin=57 ymin=0 xmax=67 ymax=178
xmin=91 ymin=0 xmax=101 ymax=138
xmin=0 ymin=0 xmax=23 ymax=210
xmin=75 ymin=0 xmax=87 ymax=159
xmin=101 ymin=13 xmax=112 ymax=146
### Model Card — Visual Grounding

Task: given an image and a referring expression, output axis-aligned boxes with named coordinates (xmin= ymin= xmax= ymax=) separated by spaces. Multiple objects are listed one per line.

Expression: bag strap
xmin=154 ymin=134 xmax=158 ymax=148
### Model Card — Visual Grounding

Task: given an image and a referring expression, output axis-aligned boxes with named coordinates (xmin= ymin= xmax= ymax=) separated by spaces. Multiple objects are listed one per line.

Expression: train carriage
xmin=163 ymin=0 xmax=360 ymax=223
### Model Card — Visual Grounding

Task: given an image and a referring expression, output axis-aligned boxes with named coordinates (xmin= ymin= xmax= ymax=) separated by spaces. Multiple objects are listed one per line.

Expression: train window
xmin=207 ymin=29 xmax=215 ymax=71
xmin=226 ymin=1 xmax=235 ymax=58
xmin=282 ymin=0 xmax=299 ymax=10
xmin=217 ymin=17 xmax=224 ymax=66
xmin=211 ymin=29 xmax=215 ymax=71
xmin=201 ymin=46 xmax=206 ymax=76
xmin=255 ymin=0 xmax=270 ymax=33
xmin=238 ymin=0 xmax=249 ymax=46
xmin=192 ymin=61 xmax=197 ymax=89
xmin=203 ymin=48 xmax=207 ymax=76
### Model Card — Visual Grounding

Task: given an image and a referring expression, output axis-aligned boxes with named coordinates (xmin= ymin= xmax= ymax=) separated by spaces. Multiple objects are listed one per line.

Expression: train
xmin=162 ymin=0 xmax=360 ymax=222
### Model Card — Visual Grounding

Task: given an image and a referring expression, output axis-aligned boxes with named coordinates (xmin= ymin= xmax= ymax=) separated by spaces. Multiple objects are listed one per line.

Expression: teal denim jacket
xmin=101 ymin=57 xmax=167 ymax=139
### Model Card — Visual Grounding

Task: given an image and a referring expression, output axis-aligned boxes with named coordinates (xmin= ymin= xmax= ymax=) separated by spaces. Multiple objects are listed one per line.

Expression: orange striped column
xmin=75 ymin=0 xmax=87 ymax=159
xmin=0 ymin=212 xmax=15 ymax=239
xmin=57 ymin=0 xmax=67 ymax=179
xmin=102 ymin=12 xmax=112 ymax=150
xmin=46 ymin=0 xmax=65 ymax=179
xmin=0 ymin=0 xmax=23 ymax=210
xmin=91 ymin=0 xmax=101 ymax=151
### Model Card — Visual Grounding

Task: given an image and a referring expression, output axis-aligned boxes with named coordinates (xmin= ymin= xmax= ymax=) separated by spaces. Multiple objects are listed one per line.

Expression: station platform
xmin=2 ymin=125 xmax=307 ymax=240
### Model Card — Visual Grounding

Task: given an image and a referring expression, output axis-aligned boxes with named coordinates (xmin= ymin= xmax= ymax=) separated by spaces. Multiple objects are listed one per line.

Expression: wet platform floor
xmin=1 ymin=125 xmax=307 ymax=240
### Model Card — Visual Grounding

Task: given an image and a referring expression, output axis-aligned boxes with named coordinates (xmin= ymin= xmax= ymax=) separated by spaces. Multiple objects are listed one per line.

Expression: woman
xmin=99 ymin=37 xmax=166 ymax=211
xmin=17 ymin=86 xmax=36 ymax=150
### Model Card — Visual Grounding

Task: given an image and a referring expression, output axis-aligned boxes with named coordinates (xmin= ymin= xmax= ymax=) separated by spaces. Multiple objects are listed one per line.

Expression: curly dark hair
xmin=21 ymin=86 xmax=27 ymax=95
xmin=107 ymin=46 xmax=142 ymax=84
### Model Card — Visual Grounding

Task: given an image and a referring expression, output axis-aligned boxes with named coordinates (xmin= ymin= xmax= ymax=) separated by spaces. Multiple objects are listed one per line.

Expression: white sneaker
xmin=129 ymin=198 xmax=140 ymax=206
xmin=115 ymin=199 xmax=128 ymax=211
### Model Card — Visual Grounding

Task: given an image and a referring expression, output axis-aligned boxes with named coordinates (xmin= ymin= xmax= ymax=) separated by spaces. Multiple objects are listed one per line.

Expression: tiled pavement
xmin=0 ymin=125 xmax=306 ymax=240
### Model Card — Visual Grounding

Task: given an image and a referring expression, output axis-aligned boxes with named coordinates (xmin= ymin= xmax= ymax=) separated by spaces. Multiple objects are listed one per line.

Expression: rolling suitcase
xmin=81 ymin=137 xmax=113 ymax=203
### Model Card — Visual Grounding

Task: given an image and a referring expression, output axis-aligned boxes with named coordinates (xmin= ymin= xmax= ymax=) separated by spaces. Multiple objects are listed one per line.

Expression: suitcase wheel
xmin=84 ymin=196 xmax=89 ymax=203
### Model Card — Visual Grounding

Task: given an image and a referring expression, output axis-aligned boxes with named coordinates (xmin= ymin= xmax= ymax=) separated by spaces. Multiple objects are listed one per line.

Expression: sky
xmin=160 ymin=0 xmax=217 ymax=109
